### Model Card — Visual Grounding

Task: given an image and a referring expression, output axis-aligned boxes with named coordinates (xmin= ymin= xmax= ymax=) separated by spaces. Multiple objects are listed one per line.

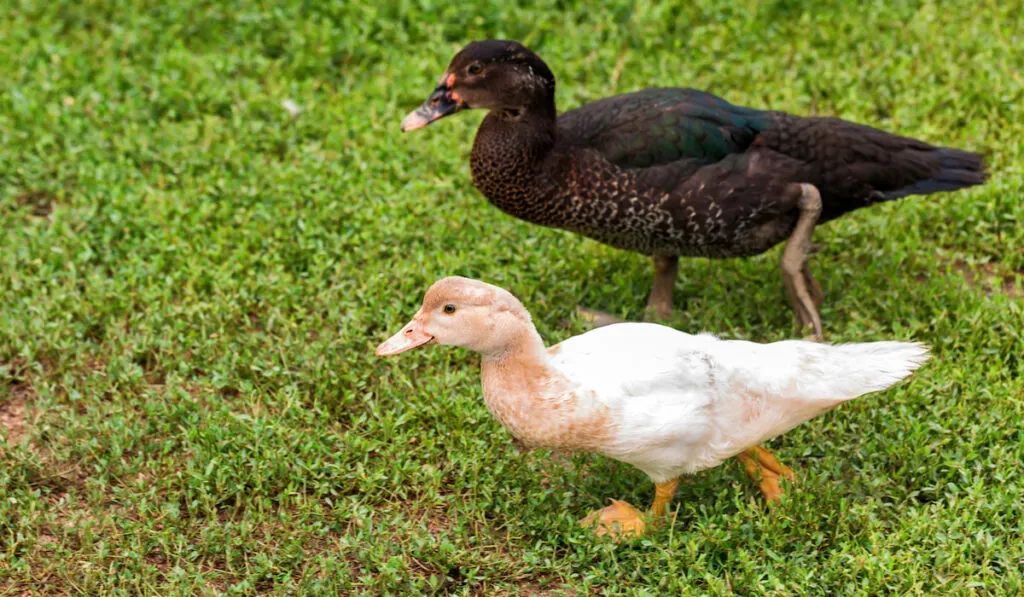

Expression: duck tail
xmin=881 ymin=147 xmax=987 ymax=200
xmin=717 ymin=339 xmax=929 ymax=451
xmin=821 ymin=341 xmax=931 ymax=399
xmin=759 ymin=114 xmax=987 ymax=215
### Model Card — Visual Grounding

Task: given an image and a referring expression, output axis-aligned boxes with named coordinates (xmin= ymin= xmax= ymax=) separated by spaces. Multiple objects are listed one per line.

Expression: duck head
xmin=376 ymin=276 xmax=536 ymax=357
xmin=400 ymin=40 xmax=556 ymax=132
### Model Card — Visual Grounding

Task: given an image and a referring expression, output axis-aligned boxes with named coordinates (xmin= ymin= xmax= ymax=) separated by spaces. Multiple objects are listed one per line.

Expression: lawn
xmin=1 ymin=0 xmax=1022 ymax=594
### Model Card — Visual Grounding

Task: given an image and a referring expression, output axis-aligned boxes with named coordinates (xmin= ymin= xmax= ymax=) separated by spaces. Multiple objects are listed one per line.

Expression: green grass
xmin=1 ymin=0 xmax=1022 ymax=594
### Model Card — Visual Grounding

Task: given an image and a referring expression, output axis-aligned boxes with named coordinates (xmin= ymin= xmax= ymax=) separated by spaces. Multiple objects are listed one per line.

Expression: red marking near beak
xmin=450 ymin=90 xmax=463 ymax=104
xmin=445 ymin=73 xmax=456 ymax=88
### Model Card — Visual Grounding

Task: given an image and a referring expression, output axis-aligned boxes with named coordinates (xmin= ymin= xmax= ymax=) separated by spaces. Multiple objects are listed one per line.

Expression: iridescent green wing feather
xmin=558 ymin=87 xmax=773 ymax=169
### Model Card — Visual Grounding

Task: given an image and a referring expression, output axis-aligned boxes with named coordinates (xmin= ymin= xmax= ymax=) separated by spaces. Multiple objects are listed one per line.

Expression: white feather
xmin=548 ymin=323 xmax=929 ymax=482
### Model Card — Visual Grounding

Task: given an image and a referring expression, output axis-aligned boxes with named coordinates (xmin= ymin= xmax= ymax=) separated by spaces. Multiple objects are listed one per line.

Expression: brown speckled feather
xmin=446 ymin=41 xmax=987 ymax=259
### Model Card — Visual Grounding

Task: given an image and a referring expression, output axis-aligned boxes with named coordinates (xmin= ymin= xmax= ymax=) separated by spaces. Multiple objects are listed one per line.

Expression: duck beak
xmin=376 ymin=316 xmax=435 ymax=356
xmin=400 ymin=76 xmax=466 ymax=132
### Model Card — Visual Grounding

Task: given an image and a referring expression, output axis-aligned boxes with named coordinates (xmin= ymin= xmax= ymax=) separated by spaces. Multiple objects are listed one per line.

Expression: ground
xmin=1 ymin=0 xmax=1022 ymax=595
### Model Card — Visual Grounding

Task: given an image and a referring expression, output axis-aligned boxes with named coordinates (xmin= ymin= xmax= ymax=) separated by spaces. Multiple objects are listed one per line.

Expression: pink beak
xmin=376 ymin=316 xmax=434 ymax=356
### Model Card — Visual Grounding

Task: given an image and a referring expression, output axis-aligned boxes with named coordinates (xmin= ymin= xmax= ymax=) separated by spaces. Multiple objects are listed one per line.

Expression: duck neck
xmin=470 ymin=96 xmax=558 ymax=219
xmin=479 ymin=321 xmax=550 ymax=378
xmin=479 ymin=323 xmax=613 ymax=451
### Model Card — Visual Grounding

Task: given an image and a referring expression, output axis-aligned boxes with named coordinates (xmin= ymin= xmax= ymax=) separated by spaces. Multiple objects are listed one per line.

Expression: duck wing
xmin=556 ymin=87 xmax=773 ymax=169
xmin=547 ymin=322 xmax=723 ymax=400
xmin=694 ymin=337 xmax=930 ymax=457
xmin=549 ymin=324 xmax=928 ymax=461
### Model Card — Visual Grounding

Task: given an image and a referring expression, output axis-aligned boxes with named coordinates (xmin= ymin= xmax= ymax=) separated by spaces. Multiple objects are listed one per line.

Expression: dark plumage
xmin=401 ymin=40 xmax=987 ymax=338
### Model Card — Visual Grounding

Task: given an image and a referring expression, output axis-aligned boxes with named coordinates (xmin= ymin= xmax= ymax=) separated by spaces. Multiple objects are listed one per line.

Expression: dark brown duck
xmin=401 ymin=40 xmax=986 ymax=339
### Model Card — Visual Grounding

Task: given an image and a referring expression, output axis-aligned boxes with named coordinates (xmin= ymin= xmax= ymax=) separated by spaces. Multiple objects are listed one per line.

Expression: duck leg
xmin=645 ymin=255 xmax=679 ymax=322
xmin=574 ymin=256 xmax=679 ymax=328
xmin=781 ymin=183 xmax=824 ymax=341
xmin=736 ymin=446 xmax=795 ymax=502
xmin=581 ymin=478 xmax=680 ymax=541
xmin=803 ymin=262 xmax=824 ymax=312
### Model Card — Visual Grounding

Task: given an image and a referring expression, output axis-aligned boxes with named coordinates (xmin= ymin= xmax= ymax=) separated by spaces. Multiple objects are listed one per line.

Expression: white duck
xmin=376 ymin=277 xmax=929 ymax=540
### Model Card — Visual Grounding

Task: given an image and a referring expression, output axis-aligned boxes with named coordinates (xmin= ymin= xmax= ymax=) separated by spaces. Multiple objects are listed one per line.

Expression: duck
xmin=400 ymin=40 xmax=986 ymax=339
xmin=376 ymin=276 xmax=930 ymax=540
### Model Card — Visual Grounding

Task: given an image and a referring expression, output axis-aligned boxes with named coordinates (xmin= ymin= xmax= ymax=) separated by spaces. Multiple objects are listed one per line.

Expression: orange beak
xmin=376 ymin=315 xmax=435 ymax=356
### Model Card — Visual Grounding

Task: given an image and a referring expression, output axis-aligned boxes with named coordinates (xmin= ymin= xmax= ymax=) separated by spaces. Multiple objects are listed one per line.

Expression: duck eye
xmin=443 ymin=304 xmax=457 ymax=314
xmin=467 ymin=63 xmax=482 ymax=75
